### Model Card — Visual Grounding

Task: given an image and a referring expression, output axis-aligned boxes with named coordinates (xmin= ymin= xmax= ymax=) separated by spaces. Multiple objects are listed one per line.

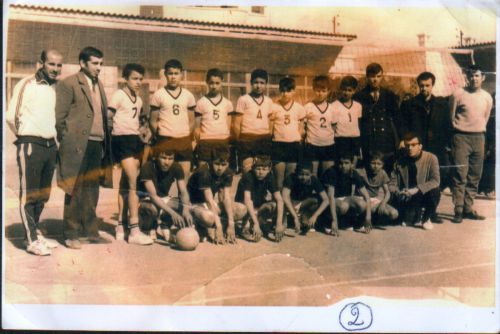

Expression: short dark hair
xmin=253 ymin=155 xmax=272 ymax=168
xmin=402 ymin=131 xmax=421 ymax=144
xmin=279 ymin=77 xmax=295 ymax=92
xmin=366 ymin=63 xmax=383 ymax=76
xmin=416 ymin=71 xmax=436 ymax=85
xmin=296 ymin=160 xmax=313 ymax=173
xmin=122 ymin=63 xmax=145 ymax=79
xmin=340 ymin=75 xmax=358 ymax=89
xmin=251 ymin=69 xmax=268 ymax=83
xmin=211 ymin=147 xmax=230 ymax=162
xmin=152 ymin=145 xmax=176 ymax=159
xmin=206 ymin=68 xmax=224 ymax=82
xmin=79 ymin=46 xmax=103 ymax=63
xmin=466 ymin=64 xmax=484 ymax=75
xmin=40 ymin=49 xmax=62 ymax=63
xmin=338 ymin=151 xmax=354 ymax=162
xmin=164 ymin=59 xmax=183 ymax=72
xmin=368 ymin=151 xmax=385 ymax=163
xmin=312 ymin=75 xmax=330 ymax=90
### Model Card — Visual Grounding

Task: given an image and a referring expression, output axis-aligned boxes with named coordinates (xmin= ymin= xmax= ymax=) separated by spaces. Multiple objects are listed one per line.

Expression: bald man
xmin=7 ymin=49 xmax=63 ymax=256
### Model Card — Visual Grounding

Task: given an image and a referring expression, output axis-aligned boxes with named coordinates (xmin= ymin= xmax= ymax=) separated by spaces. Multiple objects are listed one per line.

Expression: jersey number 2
xmin=320 ymin=117 xmax=327 ymax=128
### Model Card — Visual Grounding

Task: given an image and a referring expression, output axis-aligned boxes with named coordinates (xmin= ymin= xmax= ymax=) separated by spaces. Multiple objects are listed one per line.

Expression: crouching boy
xmin=322 ymin=152 xmax=372 ymax=233
xmin=138 ymin=148 xmax=193 ymax=243
xmin=235 ymin=156 xmax=285 ymax=242
xmin=187 ymin=148 xmax=247 ymax=244
xmin=282 ymin=161 xmax=329 ymax=235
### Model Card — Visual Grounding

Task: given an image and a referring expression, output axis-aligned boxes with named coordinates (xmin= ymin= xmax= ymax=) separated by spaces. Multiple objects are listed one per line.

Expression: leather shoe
xmin=88 ymin=236 xmax=112 ymax=244
xmin=65 ymin=239 xmax=82 ymax=249
xmin=430 ymin=214 xmax=443 ymax=223
xmin=463 ymin=211 xmax=486 ymax=220
xmin=452 ymin=213 xmax=463 ymax=224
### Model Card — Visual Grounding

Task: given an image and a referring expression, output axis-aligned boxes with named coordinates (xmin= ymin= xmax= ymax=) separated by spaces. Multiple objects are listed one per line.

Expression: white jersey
xmin=109 ymin=89 xmax=143 ymax=136
xmin=6 ymin=74 xmax=57 ymax=139
xmin=195 ymin=95 xmax=233 ymax=140
xmin=151 ymin=87 xmax=196 ymax=138
xmin=331 ymin=100 xmax=362 ymax=138
xmin=235 ymin=94 xmax=272 ymax=136
xmin=271 ymin=101 xmax=306 ymax=142
xmin=304 ymin=101 xmax=336 ymax=146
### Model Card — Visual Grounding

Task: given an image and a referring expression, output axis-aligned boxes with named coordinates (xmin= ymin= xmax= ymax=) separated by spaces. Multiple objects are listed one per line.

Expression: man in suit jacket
xmin=354 ymin=63 xmax=401 ymax=173
xmin=389 ymin=132 xmax=440 ymax=230
xmin=399 ymin=71 xmax=452 ymax=221
xmin=55 ymin=46 xmax=113 ymax=249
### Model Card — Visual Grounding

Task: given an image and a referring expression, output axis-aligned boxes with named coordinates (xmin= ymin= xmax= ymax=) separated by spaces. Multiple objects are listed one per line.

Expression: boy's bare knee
xmin=196 ymin=209 xmax=216 ymax=227
xmin=233 ymin=203 xmax=248 ymax=221
xmin=353 ymin=198 xmax=367 ymax=213
xmin=336 ymin=201 xmax=349 ymax=215
xmin=388 ymin=207 xmax=399 ymax=220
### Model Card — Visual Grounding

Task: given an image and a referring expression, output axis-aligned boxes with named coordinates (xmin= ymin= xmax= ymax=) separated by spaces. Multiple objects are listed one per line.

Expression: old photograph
xmin=2 ymin=0 xmax=498 ymax=331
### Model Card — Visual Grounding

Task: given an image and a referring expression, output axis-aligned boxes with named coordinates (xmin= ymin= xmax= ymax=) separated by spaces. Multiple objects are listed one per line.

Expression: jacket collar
xmin=34 ymin=69 xmax=52 ymax=85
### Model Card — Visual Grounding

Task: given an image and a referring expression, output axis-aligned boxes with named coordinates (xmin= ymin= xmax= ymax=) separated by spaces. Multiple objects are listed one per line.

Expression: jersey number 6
xmin=173 ymin=104 xmax=180 ymax=115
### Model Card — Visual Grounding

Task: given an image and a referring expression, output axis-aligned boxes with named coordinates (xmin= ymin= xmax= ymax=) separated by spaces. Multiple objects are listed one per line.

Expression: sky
xmin=5 ymin=0 xmax=498 ymax=47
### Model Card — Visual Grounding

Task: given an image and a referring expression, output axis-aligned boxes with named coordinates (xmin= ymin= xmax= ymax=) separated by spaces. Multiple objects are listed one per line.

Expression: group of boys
xmin=8 ymin=45 xmax=493 ymax=255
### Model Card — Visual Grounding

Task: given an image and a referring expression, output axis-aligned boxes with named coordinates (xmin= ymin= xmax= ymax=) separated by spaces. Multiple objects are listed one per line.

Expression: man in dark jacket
xmin=55 ymin=46 xmax=113 ymax=249
xmin=399 ymin=72 xmax=452 ymax=221
xmin=354 ymin=63 xmax=401 ymax=173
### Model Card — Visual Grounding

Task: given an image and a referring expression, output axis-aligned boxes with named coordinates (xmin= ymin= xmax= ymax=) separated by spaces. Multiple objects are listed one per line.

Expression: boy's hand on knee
xmin=307 ymin=215 xmax=318 ymax=227
xmin=170 ymin=211 xmax=185 ymax=227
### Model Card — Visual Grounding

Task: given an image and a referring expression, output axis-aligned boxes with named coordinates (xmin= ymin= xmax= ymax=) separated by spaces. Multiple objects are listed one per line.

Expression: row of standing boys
xmin=7 ymin=46 xmax=494 ymax=255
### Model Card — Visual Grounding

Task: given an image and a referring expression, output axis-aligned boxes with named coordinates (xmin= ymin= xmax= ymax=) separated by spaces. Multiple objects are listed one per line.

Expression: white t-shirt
xmin=331 ymin=100 xmax=362 ymax=138
xmin=235 ymin=94 xmax=273 ymax=136
xmin=304 ymin=101 xmax=336 ymax=146
xmin=271 ymin=101 xmax=306 ymax=142
xmin=150 ymin=87 xmax=196 ymax=138
xmin=109 ymin=89 xmax=143 ymax=136
xmin=195 ymin=95 xmax=233 ymax=140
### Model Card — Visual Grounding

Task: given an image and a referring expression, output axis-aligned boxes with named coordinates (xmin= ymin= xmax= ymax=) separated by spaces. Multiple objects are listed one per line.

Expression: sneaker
xmin=65 ymin=239 xmax=82 ymax=249
xmin=156 ymin=227 xmax=171 ymax=241
xmin=346 ymin=227 xmax=354 ymax=231
xmin=27 ymin=240 xmax=51 ymax=256
xmin=414 ymin=221 xmax=423 ymax=228
xmin=452 ymin=213 xmax=463 ymax=224
xmin=149 ymin=229 xmax=157 ymax=241
xmin=422 ymin=221 xmax=434 ymax=230
xmin=463 ymin=210 xmax=486 ymax=220
xmin=401 ymin=222 xmax=407 ymax=227
xmin=128 ymin=232 xmax=153 ymax=245
xmin=38 ymin=235 xmax=59 ymax=249
xmin=485 ymin=191 xmax=495 ymax=199
xmin=115 ymin=225 xmax=125 ymax=241
xmin=354 ymin=226 xmax=367 ymax=233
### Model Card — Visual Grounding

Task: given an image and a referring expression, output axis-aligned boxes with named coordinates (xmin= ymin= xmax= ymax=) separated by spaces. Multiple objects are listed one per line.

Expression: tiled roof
xmin=9 ymin=4 xmax=357 ymax=40
xmin=451 ymin=41 xmax=496 ymax=49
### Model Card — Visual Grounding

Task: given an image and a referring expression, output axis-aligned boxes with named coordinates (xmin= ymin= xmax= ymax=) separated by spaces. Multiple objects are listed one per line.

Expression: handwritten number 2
xmin=348 ymin=305 xmax=364 ymax=326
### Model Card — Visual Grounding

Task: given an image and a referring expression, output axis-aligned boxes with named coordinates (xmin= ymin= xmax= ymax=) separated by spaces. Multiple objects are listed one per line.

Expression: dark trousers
xmin=394 ymin=188 xmax=440 ymax=224
xmin=16 ymin=140 xmax=57 ymax=244
xmin=428 ymin=144 xmax=452 ymax=190
xmin=63 ymin=140 xmax=103 ymax=240
xmin=450 ymin=133 xmax=484 ymax=214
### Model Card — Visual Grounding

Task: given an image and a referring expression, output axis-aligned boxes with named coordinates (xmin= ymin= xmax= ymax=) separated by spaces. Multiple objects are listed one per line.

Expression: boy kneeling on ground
xmin=322 ymin=152 xmax=372 ymax=233
xmin=282 ymin=161 xmax=329 ymax=236
xmin=138 ymin=148 xmax=193 ymax=243
xmin=235 ymin=156 xmax=285 ymax=242
xmin=187 ymin=148 xmax=247 ymax=244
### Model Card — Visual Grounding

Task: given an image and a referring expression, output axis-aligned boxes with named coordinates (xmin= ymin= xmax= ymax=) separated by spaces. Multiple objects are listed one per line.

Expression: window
xmin=251 ymin=6 xmax=265 ymax=14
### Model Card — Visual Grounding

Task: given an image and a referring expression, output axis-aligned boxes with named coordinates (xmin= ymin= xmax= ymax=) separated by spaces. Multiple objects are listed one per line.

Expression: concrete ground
xmin=3 ymin=129 xmax=496 ymax=307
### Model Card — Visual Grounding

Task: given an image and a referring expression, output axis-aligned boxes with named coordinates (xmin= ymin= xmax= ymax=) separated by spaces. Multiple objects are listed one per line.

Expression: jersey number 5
xmin=173 ymin=104 xmax=180 ymax=115
xmin=213 ymin=109 xmax=220 ymax=120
